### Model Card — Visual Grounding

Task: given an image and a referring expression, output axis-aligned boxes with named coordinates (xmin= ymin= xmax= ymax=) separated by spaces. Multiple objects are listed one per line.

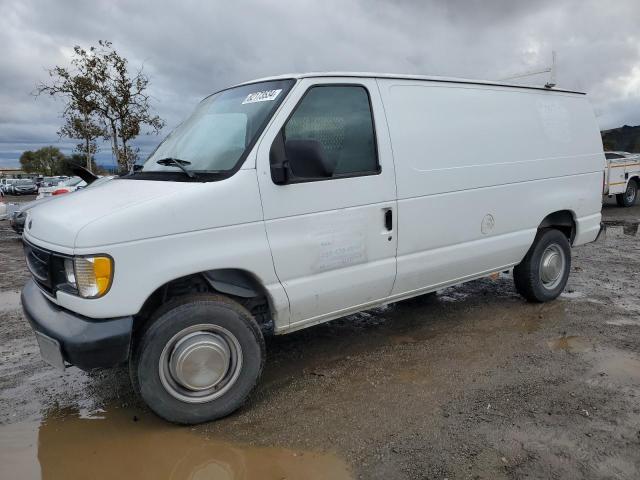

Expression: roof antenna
xmin=499 ymin=50 xmax=557 ymax=88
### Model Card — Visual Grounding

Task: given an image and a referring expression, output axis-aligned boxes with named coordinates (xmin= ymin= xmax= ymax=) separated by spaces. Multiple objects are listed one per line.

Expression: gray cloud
xmin=1 ymin=0 xmax=639 ymax=167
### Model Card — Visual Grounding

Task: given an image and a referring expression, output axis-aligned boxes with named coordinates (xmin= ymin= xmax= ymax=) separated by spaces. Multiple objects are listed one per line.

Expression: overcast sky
xmin=1 ymin=0 xmax=639 ymax=168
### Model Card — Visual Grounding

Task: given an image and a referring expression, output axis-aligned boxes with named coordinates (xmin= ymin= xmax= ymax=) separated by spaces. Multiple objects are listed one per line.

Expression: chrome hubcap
xmin=159 ymin=324 xmax=242 ymax=404
xmin=539 ymin=244 xmax=566 ymax=289
xmin=169 ymin=332 xmax=230 ymax=390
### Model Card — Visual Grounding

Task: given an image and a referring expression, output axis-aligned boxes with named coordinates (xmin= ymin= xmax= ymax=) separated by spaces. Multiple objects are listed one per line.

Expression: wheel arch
xmin=134 ymin=268 xmax=275 ymax=338
xmin=538 ymin=210 xmax=577 ymax=244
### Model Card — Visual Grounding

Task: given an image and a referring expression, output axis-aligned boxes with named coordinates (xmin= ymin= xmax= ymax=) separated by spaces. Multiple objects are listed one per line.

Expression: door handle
xmin=384 ymin=209 xmax=393 ymax=231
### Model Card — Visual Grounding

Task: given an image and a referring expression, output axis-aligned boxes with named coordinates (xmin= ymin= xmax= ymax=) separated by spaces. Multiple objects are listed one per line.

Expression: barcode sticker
xmin=242 ymin=89 xmax=282 ymax=104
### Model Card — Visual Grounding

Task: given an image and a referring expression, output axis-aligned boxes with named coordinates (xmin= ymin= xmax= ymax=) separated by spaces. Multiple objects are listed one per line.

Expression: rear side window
xmin=284 ymin=86 xmax=378 ymax=176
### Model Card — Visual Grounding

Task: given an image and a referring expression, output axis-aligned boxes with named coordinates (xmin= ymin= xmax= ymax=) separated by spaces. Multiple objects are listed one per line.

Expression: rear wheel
xmin=513 ymin=229 xmax=571 ymax=302
xmin=616 ymin=179 xmax=638 ymax=207
xmin=130 ymin=294 xmax=265 ymax=424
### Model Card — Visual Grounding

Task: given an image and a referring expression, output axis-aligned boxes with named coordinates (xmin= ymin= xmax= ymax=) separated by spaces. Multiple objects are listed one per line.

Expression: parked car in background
xmin=11 ymin=169 xmax=113 ymax=234
xmin=1 ymin=178 xmax=20 ymax=195
xmin=12 ymin=179 xmax=38 ymax=195
xmin=36 ymin=176 xmax=87 ymax=199
xmin=603 ymin=151 xmax=640 ymax=207
xmin=38 ymin=176 xmax=66 ymax=188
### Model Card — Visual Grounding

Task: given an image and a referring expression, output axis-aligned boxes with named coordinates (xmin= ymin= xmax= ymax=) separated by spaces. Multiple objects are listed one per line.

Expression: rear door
xmin=256 ymin=78 xmax=397 ymax=329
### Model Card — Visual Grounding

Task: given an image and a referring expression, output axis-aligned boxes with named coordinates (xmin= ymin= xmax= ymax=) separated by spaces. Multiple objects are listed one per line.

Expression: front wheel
xmin=130 ymin=294 xmax=265 ymax=424
xmin=513 ymin=229 xmax=571 ymax=303
xmin=616 ymin=180 xmax=638 ymax=207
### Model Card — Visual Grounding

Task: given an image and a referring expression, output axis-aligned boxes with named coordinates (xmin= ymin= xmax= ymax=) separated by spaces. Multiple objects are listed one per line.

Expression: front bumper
xmin=21 ymin=279 xmax=133 ymax=371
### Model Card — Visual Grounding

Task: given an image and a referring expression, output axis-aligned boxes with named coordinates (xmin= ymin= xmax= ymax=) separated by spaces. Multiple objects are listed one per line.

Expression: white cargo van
xmin=21 ymin=73 xmax=604 ymax=424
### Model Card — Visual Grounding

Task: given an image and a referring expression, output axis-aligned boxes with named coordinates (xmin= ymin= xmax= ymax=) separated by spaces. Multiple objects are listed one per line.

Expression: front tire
xmin=616 ymin=179 xmax=638 ymax=207
xmin=513 ymin=229 xmax=571 ymax=303
xmin=130 ymin=294 xmax=265 ymax=424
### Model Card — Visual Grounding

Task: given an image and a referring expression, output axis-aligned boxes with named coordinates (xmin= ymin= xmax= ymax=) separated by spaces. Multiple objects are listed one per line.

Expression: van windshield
xmin=141 ymin=79 xmax=295 ymax=180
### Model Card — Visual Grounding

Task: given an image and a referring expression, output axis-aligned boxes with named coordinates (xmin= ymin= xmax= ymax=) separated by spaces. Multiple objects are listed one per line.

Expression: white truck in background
xmin=604 ymin=151 xmax=640 ymax=207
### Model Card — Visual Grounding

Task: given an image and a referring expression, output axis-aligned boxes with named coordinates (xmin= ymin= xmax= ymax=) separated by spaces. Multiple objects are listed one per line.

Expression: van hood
xmin=25 ymin=171 xmax=262 ymax=250
xmin=25 ymin=179 xmax=187 ymax=248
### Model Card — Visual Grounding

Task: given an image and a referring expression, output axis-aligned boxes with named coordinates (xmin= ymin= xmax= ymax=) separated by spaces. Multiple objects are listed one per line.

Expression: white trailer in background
xmin=604 ymin=151 xmax=640 ymax=207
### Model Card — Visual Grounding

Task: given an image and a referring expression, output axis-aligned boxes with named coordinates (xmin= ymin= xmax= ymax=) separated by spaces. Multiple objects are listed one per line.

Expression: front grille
xmin=24 ymin=241 xmax=54 ymax=293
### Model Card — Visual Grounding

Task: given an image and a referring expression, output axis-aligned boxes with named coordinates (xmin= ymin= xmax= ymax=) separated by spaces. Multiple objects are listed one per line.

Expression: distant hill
xmin=601 ymin=125 xmax=640 ymax=152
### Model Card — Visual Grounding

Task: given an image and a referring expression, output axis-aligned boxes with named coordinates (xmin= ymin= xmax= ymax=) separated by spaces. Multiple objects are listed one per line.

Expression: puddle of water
xmin=596 ymin=354 xmax=640 ymax=381
xmin=547 ymin=336 xmax=591 ymax=353
xmin=585 ymin=348 xmax=640 ymax=394
xmin=0 ymin=290 xmax=21 ymax=313
xmin=0 ymin=407 xmax=352 ymax=480
xmin=602 ymin=220 xmax=640 ymax=237
xmin=517 ymin=303 xmax=565 ymax=334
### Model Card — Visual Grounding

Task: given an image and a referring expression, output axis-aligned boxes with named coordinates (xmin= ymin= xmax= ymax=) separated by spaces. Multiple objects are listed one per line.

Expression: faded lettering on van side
xmin=311 ymin=215 xmax=368 ymax=272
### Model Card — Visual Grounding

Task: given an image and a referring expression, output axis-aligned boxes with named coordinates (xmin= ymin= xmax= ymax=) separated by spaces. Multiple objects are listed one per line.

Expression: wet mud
xmin=1 ymin=196 xmax=639 ymax=479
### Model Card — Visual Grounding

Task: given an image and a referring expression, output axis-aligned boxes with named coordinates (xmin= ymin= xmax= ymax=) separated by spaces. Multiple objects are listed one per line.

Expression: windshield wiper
xmin=156 ymin=158 xmax=196 ymax=179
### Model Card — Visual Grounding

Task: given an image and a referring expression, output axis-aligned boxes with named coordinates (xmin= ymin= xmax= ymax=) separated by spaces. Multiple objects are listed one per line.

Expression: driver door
xmin=256 ymin=78 xmax=398 ymax=329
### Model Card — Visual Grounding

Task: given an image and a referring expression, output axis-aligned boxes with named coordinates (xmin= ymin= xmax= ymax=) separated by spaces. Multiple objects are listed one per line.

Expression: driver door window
xmin=282 ymin=86 xmax=379 ymax=179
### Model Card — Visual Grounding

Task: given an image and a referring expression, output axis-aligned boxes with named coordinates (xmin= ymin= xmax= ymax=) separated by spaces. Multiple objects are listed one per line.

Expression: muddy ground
xmin=0 ymin=195 xmax=639 ymax=480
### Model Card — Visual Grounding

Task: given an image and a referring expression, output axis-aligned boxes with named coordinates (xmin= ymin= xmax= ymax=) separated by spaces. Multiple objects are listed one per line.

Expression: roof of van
xmin=237 ymin=72 xmax=585 ymax=95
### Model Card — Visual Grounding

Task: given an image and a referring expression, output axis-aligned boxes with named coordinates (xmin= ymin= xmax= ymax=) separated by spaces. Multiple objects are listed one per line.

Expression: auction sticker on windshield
xmin=242 ymin=89 xmax=282 ymax=104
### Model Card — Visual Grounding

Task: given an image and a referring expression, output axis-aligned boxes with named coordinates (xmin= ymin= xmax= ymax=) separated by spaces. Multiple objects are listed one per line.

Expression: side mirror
xmin=270 ymin=135 xmax=335 ymax=185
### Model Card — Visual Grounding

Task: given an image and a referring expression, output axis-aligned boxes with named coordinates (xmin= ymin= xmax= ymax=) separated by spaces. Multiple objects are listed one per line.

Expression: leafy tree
xmin=93 ymin=41 xmax=164 ymax=171
xmin=59 ymin=113 xmax=104 ymax=168
xmin=18 ymin=150 xmax=39 ymax=174
xmin=19 ymin=147 xmax=66 ymax=175
xmin=36 ymin=48 xmax=105 ymax=172
xmin=36 ymin=40 xmax=164 ymax=172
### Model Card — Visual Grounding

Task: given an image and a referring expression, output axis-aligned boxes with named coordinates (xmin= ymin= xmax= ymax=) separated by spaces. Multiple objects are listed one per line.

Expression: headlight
xmin=63 ymin=256 xmax=113 ymax=298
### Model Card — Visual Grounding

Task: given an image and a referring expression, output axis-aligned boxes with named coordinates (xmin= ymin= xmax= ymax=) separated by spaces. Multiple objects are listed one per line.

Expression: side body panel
xmin=376 ymin=79 xmax=604 ymax=297
xmin=256 ymin=78 xmax=398 ymax=331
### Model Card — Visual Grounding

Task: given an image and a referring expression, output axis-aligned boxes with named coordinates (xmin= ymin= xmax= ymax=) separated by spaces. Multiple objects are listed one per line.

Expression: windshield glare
xmin=143 ymin=79 xmax=295 ymax=174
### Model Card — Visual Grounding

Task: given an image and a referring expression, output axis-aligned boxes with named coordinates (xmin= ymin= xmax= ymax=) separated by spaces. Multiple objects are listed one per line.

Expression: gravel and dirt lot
xmin=0 ymin=195 xmax=639 ymax=479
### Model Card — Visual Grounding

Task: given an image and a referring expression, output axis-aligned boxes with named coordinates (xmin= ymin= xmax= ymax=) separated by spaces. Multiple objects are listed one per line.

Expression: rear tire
xmin=513 ymin=229 xmax=571 ymax=303
xmin=130 ymin=293 xmax=265 ymax=424
xmin=616 ymin=179 xmax=637 ymax=207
